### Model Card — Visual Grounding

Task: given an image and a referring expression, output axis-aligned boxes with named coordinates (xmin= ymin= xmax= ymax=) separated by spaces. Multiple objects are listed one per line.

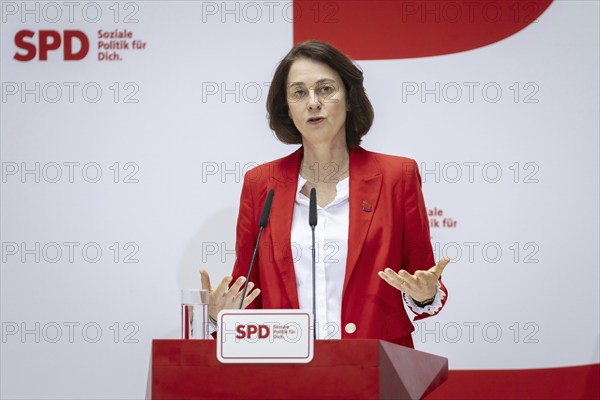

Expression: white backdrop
xmin=1 ymin=1 xmax=598 ymax=398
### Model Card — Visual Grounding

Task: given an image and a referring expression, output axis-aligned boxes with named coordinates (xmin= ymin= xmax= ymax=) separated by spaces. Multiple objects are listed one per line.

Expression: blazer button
xmin=345 ymin=323 xmax=357 ymax=334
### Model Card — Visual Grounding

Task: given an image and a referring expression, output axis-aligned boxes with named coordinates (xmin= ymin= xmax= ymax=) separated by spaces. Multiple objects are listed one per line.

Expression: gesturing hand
xmin=200 ymin=269 xmax=261 ymax=320
xmin=377 ymin=257 xmax=450 ymax=302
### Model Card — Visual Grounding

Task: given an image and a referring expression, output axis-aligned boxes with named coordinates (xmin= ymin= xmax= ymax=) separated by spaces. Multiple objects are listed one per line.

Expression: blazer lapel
xmin=343 ymin=147 xmax=382 ymax=294
xmin=266 ymin=147 xmax=302 ymax=309
xmin=263 ymin=146 xmax=381 ymax=307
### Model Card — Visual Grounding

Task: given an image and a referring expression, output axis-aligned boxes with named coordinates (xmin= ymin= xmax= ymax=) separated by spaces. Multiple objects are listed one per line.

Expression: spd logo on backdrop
xmin=13 ymin=28 xmax=145 ymax=62
xmin=13 ymin=30 xmax=89 ymax=61
xmin=6 ymin=1 xmax=145 ymax=62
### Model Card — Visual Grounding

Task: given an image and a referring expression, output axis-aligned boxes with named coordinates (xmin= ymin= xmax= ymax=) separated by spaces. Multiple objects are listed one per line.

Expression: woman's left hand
xmin=378 ymin=257 xmax=450 ymax=302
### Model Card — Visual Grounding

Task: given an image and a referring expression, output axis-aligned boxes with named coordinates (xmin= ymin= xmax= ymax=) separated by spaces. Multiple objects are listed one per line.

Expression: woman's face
xmin=286 ymin=58 xmax=347 ymax=148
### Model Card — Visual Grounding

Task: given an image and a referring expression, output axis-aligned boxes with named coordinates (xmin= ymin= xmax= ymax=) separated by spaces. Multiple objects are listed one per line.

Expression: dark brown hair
xmin=266 ymin=40 xmax=374 ymax=148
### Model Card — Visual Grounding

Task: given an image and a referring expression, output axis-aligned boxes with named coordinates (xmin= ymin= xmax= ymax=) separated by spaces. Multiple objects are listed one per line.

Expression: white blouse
xmin=290 ymin=174 xmax=444 ymax=339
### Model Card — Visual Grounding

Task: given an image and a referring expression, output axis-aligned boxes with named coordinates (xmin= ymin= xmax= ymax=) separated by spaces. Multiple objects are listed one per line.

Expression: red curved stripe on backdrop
xmin=427 ymin=364 xmax=600 ymax=399
xmin=293 ymin=0 xmax=553 ymax=60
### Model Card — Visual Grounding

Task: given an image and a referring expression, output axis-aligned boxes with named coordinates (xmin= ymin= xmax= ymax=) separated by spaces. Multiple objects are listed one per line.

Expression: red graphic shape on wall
xmin=293 ymin=0 xmax=553 ymax=60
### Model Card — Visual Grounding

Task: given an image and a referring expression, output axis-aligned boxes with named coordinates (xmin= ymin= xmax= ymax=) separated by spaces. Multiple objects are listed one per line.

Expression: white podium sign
xmin=216 ymin=310 xmax=314 ymax=364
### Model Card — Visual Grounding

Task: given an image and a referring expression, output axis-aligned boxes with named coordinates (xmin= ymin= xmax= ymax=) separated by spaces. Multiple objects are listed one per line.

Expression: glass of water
xmin=181 ymin=289 xmax=209 ymax=339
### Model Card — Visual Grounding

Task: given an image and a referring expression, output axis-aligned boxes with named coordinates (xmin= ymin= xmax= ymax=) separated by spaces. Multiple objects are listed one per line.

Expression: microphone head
xmin=259 ymin=189 xmax=275 ymax=227
xmin=309 ymin=188 xmax=317 ymax=227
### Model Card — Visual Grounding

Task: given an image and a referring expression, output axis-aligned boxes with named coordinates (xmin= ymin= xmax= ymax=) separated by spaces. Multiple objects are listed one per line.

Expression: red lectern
xmin=151 ymin=339 xmax=447 ymax=399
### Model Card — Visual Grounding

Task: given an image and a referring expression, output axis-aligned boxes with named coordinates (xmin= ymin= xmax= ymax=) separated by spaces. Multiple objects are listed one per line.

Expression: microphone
xmin=239 ymin=189 xmax=274 ymax=308
xmin=259 ymin=188 xmax=274 ymax=228
xmin=309 ymin=188 xmax=317 ymax=228
xmin=309 ymin=188 xmax=317 ymax=339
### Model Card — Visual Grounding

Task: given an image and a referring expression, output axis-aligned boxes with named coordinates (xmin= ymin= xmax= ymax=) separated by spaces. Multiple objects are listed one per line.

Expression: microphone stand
xmin=309 ymin=188 xmax=317 ymax=340
xmin=239 ymin=189 xmax=274 ymax=309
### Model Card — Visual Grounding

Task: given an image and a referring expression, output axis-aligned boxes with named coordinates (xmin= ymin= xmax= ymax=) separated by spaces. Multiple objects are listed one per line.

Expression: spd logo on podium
xmin=217 ymin=310 xmax=314 ymax=364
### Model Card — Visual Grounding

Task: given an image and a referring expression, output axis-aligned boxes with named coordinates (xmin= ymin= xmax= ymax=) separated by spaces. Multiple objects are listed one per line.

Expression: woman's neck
xmin=300 ymin=140 xmax=350 ymax=184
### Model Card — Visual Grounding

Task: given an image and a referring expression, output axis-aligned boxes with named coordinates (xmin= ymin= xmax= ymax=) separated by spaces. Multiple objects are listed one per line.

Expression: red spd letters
xmin=236 ymin=324 xmax=270 ymax=339
xmin=14 ymin=30 xmax=89 ymax=61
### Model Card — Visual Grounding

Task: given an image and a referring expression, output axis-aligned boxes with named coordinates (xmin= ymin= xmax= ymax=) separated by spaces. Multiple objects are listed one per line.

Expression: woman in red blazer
xmin=201 ymin=40 xmax=449 ymax=348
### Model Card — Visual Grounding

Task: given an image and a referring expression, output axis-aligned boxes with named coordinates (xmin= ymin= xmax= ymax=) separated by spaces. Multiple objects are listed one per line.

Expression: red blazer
xmin=231 ymin=146 xmax=447 ymax=347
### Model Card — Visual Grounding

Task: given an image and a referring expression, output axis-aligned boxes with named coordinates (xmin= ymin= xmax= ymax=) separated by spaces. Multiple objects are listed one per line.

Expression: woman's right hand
xmin=199 ymin=269 xmax=261 ymax=320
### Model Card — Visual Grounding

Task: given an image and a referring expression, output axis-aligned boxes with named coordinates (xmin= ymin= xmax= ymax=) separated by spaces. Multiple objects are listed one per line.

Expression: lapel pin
xmin=362 ymin=200 xmax=372 ymax=212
